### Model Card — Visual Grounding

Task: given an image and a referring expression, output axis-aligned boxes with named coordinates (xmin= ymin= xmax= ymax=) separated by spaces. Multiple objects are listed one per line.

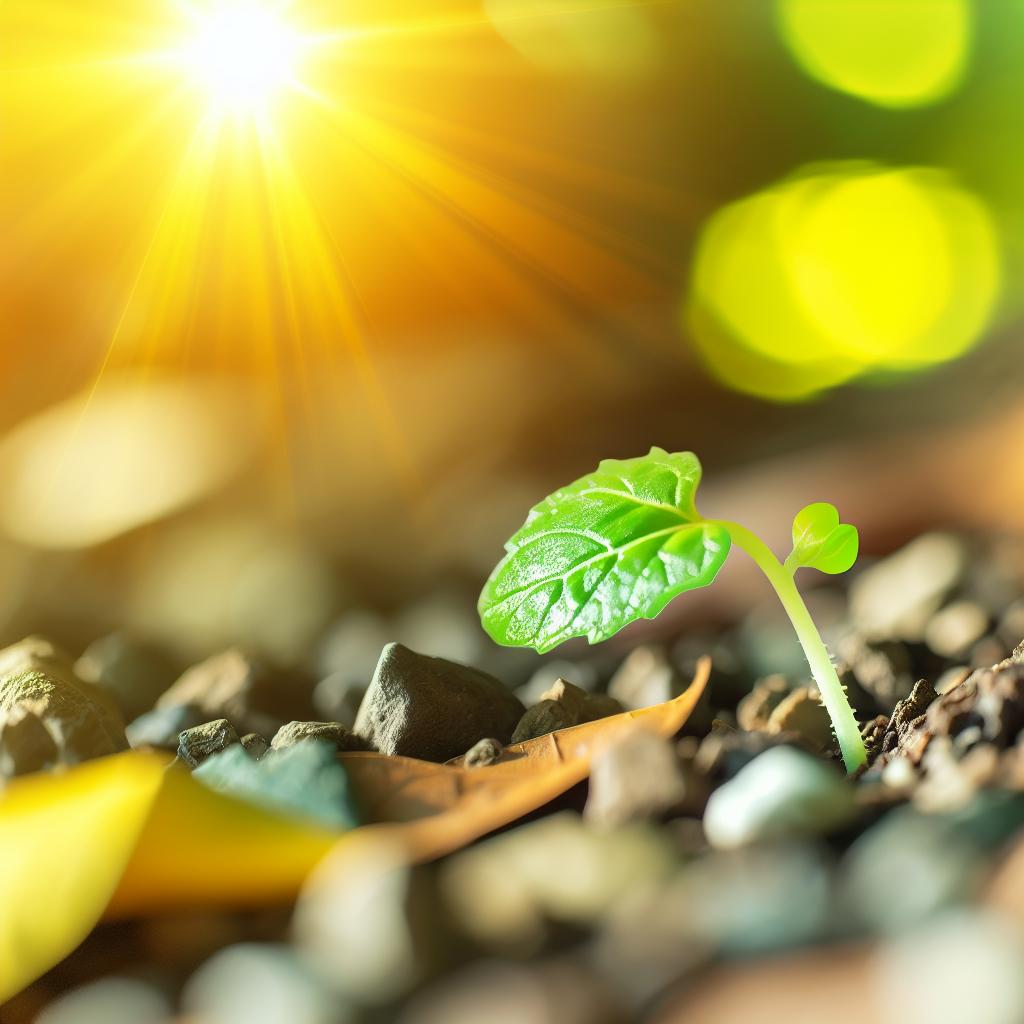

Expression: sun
xmin=182 ymin=1 xmax=307 ymax=122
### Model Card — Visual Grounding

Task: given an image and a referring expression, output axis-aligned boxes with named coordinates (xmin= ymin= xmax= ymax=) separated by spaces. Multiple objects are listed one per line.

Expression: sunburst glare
xmin=179 ymin=1 xmax=309 ymax=124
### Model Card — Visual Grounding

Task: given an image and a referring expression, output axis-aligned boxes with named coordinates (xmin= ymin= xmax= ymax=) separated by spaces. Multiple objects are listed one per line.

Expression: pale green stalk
xmin=712 ymin=519 xmax=867 ymax=773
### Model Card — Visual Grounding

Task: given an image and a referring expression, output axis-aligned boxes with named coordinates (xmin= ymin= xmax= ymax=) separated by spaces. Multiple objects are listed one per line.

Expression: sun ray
xmin=2 ymin=0 xmax=683 ymax=495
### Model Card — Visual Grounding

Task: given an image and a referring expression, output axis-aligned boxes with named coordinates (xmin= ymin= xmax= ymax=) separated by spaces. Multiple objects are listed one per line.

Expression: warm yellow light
xmin=686 ymin=163 xmax=1000 ymax=401
xmin=183 ymin=1 xmax=304 ymax=120
xmin=776 ymin=0 xmax=971 ymax=109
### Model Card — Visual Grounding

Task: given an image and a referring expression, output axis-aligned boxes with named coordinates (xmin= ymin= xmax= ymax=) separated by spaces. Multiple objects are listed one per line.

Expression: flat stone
xmin=177 ymin=719 xmax=239 ymax=768
xmin=194 ymin=741 xmax=358 ymax=829
xmin=157 ymin=649 xmax=312 ymax=737
xmin=270 ymin=720 xmax=368 ymax=753
xmin=0 ymin=636 xmax=127 ymax=764
xmin=354 ymin=643 xmax=523 ymax=762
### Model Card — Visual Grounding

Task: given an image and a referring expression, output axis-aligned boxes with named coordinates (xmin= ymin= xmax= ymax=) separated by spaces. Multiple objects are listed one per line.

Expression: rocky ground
xmin=4 ymin=531 xmax=1024 ymax=1023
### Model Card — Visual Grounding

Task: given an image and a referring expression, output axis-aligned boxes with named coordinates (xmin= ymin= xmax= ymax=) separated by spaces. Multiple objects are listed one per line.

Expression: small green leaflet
xmin=786 ymin=502 xmax=859 ymax=575
xmin=478 ymin=448 xmax=731 ymax=653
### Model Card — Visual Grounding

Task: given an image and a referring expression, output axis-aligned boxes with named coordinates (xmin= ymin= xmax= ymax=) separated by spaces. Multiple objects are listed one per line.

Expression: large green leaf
xmin=479 ymin=448 xmax=731 ymax=652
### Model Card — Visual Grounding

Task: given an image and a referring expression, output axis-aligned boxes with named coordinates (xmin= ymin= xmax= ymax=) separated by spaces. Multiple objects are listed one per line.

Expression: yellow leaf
xmin=0 ymin=752 xmax=337 ymax=1002
xmin=0 ymin=754 xmax=164 ymax=1002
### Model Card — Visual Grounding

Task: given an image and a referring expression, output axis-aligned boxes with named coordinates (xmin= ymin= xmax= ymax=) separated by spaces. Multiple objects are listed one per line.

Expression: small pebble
xmin=182 ymin=943 xmax=339 ymax=1024
xmin=607 ymin=646 xmax=684 ymax=711
xmin=511 ymin=700 xmax=575 ymax=743
xmin=240 ymin=733 xmax=269 ymax=760
xmin=177 ymin=719 xmax=239 ymax=769
xmin=464 ymin=737 xmax=504 ymax=768
xmin=703 ymin=746 xmax=856 ymax=849
xmin=271 ymin=720 xmax=365 ymax=753
xmin=355 ymin=643 xmax=523 ymax=761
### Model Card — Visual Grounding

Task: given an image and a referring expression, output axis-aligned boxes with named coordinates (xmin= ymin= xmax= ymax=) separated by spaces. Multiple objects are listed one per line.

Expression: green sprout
xmin=478 ymin=448 xmax=866 ymax=772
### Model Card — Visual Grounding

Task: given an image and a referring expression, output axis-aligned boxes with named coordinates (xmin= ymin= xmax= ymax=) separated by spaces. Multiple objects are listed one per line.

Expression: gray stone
xmin=74 ymin=632 xmax=176 ymax=722
xmin=0 ymin=636 xmax=127 ymax=764
xmin=354 ymin=643 xmax=523 ymax=762
xmin=270 ymin=720 xmax=367 ymax=753
xmin=126 ymin=703 xmax=207 ymax=750
xmin=703 ymin=746 xmax=857 ymax=849
xmin=177 ymin=718 xmax=239 ymax=768
xmin=194 ymin=741 xmax=358 ymax=829
xmin=584 ymin=730 xmax=689 ymax=827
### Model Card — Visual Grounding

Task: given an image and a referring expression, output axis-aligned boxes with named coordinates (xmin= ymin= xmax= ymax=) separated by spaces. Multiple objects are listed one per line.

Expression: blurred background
xmin=3 ymin=0 xmax=1024 ymax=670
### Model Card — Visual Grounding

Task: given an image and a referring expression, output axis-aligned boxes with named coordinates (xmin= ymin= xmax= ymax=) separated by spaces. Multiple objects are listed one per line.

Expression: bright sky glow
xmin=183 ymin=1 xmax=305 ymax=120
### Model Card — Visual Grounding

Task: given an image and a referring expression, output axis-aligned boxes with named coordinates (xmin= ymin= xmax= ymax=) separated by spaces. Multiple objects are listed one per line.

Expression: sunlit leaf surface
xmin=479 ymin=449 xmax=730 ymax=652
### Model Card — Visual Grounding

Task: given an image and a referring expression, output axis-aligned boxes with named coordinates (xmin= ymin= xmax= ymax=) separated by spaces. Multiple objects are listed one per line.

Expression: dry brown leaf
xmin=338 ymin=657 xmax=709 ymax=862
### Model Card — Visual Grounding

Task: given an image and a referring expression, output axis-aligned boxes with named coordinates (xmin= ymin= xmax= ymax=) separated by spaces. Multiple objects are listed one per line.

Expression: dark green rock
xmin=193 ymin=740 xmax=358 ymax=829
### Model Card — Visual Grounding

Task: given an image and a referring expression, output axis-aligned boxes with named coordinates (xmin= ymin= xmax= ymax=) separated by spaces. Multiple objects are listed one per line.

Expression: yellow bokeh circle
xmin=777 ymin=0 xmax=972 ymax=109
xmin=686 ymin=163 xmax=1000 ymax=401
